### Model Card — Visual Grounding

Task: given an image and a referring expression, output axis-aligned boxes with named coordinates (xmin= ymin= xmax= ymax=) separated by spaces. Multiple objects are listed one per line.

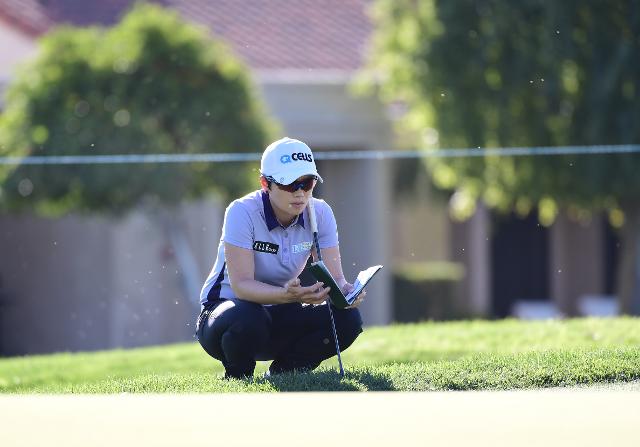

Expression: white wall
xmin=0 ymin=22 xmax=37 ymax=86
xmin=0 ymin=199 xmax=222 ymax=355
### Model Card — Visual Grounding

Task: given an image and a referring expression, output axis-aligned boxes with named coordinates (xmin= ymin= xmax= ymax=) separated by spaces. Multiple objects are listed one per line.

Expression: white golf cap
xmin=260 ymin=137 xmax=324 ymax=184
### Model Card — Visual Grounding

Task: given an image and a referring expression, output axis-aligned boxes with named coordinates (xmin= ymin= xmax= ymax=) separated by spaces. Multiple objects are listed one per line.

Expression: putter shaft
xmin=311 ymin=213 xmax=344 ymax=378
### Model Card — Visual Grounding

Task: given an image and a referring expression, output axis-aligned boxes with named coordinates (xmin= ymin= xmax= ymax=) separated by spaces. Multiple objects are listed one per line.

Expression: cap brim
xmin=273 ymin=169 xmax=323 ymax=184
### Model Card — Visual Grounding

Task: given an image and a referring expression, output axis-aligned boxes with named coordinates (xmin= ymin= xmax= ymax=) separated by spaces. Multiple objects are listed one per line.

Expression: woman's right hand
xmin=283 ymin=278 xmax=331 ymax=304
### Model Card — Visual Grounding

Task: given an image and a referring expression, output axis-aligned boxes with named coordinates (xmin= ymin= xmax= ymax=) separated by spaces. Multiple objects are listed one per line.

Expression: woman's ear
xmin=260 ymin=176 xmax=269 ymax=191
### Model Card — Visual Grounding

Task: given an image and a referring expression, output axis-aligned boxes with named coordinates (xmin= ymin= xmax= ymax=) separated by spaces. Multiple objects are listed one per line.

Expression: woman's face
xmin=263 ymin=176 xmax=317 ymax=223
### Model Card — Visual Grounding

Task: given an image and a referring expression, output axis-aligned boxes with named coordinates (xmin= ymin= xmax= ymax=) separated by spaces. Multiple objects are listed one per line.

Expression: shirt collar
xmin=261 ymin=190 xmax=305 ymax=231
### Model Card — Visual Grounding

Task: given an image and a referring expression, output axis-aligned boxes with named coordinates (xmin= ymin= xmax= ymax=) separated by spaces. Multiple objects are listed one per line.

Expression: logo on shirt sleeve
xmin=253 ymin=241 xmax=279 ymax=254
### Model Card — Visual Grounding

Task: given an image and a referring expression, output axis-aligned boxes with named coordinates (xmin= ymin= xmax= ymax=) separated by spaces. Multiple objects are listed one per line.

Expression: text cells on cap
xmin=292 ymin=152 xmax=313 ymax=162
xmin=280 ymin=153 xmax=313 ymax=164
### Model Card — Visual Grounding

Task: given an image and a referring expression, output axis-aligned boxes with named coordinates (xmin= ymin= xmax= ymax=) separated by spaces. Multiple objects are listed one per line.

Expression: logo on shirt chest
xmin=292 ymin=241 xmax=313 ymax=254
xmin=253 ymin=241 xmax=279 ymax=254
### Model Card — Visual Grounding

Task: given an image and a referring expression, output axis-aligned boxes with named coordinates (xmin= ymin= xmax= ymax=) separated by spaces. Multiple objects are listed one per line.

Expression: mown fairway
xmin=1 ymin=317 xmax=639 ymax=393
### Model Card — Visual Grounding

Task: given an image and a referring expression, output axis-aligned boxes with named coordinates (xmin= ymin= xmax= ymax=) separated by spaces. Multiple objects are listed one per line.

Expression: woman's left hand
xmin=341 ymin=283 xmax=366 ymax=309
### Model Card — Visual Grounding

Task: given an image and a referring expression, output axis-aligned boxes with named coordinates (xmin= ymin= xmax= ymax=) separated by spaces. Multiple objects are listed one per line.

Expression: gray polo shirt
xmin=199 ymin=190 xmax=339 ymax=305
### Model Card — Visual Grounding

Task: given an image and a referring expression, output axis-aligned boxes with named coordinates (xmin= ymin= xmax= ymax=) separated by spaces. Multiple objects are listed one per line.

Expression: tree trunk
xmin=617 ymin=204 xmax=640 ymax=315
xmin=167 ymin=222 xmax=202 ymax=307
xmin=155 ymin=208 xmax=202 ymax=309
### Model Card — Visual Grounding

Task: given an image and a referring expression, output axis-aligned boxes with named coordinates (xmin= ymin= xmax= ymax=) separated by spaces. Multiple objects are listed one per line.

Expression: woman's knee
xmin=222 ymin=300 xmax=272 ymax=344
xmin=198 ymin=299 xmax=271 ymax=358
xmin=228 ymin=307 xmax=271 ymax=343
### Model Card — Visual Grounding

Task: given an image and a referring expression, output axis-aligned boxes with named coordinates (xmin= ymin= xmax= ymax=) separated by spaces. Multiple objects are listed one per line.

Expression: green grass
xmin=1 ymin=317 xmax=639 ymax=393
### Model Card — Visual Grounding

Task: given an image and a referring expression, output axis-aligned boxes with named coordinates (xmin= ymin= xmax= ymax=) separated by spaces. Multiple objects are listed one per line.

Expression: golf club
xmin=307 ymin=196 xmax=345 ymax=378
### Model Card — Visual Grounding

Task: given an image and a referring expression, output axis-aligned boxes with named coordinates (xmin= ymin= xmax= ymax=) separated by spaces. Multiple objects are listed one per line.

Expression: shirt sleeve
xmin=222 ymin=200 xmax=254 ymax=250
xmin=315 ymin=199 xmax=339 ymax=249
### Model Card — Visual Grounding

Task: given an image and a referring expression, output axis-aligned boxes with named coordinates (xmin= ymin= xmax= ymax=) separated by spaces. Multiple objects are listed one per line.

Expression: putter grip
xmin=307 ymin=197 xmax=322 ymax=261
xmin=307 ymin=197 xmax=318 ymax=233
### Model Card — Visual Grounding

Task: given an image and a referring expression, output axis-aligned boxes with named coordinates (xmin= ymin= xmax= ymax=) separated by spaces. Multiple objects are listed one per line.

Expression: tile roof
xmin=0 ymin=0 xmax=372 ymax=71
xmin=0 ymin=0 xmax=132 ymax=35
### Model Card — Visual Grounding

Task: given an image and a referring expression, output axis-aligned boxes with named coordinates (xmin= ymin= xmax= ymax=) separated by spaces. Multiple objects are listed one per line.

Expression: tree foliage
xmin=367 ymin=0 xmax=640 ymax=313
xmin=367 ymin=0 xmax=640 ymax=224
xmin=0 ymin=3 xmax=274 ymax=215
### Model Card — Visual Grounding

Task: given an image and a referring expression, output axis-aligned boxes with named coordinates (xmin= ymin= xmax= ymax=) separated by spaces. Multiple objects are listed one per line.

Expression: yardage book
xmin=306 ymin=261 xmax=383 ymax=309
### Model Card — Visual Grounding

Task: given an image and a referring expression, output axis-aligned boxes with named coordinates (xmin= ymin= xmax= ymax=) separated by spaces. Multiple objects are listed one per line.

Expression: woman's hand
xmin=342 ymin=283 xmax=366 ymax=309
xmin=283 ymin=278 xmax=331 ymax=305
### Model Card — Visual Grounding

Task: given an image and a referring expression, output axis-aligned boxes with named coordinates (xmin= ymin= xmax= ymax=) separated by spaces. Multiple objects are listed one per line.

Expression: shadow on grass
xmin=260 ymin=368 xmax=395 ymax=392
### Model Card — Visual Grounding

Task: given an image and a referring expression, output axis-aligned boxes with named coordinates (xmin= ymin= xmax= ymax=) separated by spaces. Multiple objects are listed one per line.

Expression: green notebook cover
xmin=306 ymin=261 xmax=383 ymax=309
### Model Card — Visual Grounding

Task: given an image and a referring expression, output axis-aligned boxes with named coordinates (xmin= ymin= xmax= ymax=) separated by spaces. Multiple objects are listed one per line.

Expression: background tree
xmin=0 ymin=3 xmax=274 ymax=302
xmin=0 ymin=3 xmax=273 ymax=215
xmin=367 ymin=0 xmax=640 ymax=313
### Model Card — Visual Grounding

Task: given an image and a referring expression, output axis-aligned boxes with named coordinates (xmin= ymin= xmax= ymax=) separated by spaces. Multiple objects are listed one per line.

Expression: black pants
xmin=195 ymin=299 xmax=363 ymax=378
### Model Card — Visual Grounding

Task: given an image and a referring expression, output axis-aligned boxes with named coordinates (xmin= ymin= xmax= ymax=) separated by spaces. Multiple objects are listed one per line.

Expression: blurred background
xmin=0 ymin=0 xmax=638 ymax=356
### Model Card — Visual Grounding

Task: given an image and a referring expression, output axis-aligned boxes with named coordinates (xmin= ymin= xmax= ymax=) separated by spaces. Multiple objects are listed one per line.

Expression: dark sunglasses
xmin=266 ymin=176 xmax=317 ymax=193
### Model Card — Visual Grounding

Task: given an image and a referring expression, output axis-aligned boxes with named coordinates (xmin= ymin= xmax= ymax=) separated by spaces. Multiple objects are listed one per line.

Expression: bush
xmin=393 ymin=262 xmax=465 ymax=322
xmin=0 ymin=3 xmax=274 ymax=215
